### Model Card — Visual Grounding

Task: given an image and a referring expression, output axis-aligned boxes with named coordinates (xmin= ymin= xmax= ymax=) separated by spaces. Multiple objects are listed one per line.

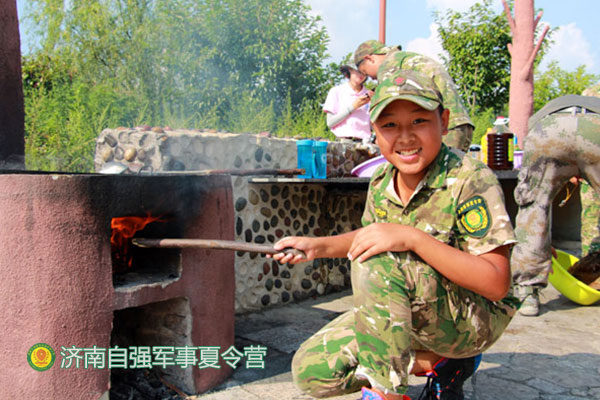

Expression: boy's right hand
xmin=348 ymin=223 xmax=417 ymax=263
xmin=270 ymin=236 xmax=318 ymax=264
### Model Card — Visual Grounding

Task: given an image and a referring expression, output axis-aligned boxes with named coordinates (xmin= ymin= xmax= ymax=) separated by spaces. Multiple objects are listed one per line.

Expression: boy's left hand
xmin=348 ymin=223 xmax=418 ymax=263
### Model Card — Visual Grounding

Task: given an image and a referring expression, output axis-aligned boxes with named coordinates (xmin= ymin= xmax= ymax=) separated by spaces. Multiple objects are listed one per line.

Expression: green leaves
xmin=534 ymin=61 xmax=599 ymax=111
xmin=435 ymin=0 xmax=512 ymax=114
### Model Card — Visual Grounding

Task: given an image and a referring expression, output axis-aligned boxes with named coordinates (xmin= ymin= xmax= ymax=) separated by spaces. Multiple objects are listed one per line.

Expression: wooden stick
xmin=205 ymin=168 xmax=304 ymax=176
xmin=131 ymin=238 xmax=306 ymax=258
xmin=148 ymin=168 xmax=304 ymax=176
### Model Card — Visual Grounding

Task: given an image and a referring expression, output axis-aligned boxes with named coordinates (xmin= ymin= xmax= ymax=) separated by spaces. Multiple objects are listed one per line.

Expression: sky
xmin=304 ymin=0 xmax=600 ymax=75
xmin=15 ymin=0 xmax=600 ymax=75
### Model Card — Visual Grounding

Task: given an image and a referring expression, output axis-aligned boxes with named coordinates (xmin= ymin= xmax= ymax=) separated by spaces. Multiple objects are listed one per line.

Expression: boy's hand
xmin=348 ymin=223 xmax=417 ymax=263
xmin=270 ymin=236 xmax=318 ymax=264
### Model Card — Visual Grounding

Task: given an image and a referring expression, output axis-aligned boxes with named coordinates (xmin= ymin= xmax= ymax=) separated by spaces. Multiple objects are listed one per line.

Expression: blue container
xmin=296 ymin=140 xmax=314 ymax=178
xmin=313 ymin=141 xmax=328 ymax=179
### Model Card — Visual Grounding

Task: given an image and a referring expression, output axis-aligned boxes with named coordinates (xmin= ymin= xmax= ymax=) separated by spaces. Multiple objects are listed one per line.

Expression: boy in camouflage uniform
xmin=511 ymin=90 xmax=600 ymax=316
xmin=273 ymin=70 xmax=518 ymax=400
xmin=352 ymin=40 xmax=474 ymax=153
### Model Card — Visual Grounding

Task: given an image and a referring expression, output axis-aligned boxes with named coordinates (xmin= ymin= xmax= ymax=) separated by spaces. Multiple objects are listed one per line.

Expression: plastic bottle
xmin=487 ymin=116 xmax=514 ymax=170
xmin=480 ymin=127 xmax=493 ymax=165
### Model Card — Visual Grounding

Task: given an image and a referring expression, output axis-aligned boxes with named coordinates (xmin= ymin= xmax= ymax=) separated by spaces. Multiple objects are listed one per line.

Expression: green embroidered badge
xmin=456 ymin=195 xmax=491 ymax=237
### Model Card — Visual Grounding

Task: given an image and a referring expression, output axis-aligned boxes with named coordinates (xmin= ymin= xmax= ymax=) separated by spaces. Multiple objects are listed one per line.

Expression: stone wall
xmin=95 ymin=128 xmax=378 ymax=312
xmin=233 ymin=184 xmax=366 ymax=312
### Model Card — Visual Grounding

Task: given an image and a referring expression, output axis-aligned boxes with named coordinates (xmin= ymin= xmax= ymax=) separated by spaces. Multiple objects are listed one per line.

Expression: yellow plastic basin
xmin=549 ymin=250 xmax=600 ymax=305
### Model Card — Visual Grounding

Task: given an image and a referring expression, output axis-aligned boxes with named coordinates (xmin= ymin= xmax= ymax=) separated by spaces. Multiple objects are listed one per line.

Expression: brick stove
xmin=0 ymin=171 xmax=235 ymax=399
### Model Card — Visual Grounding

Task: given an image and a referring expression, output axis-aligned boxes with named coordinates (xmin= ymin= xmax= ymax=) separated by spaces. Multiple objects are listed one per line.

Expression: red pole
xmin=379 ymin=0 xmax=386 ymax=43
xmin=0 ymin=0 xmax=25 ymax=168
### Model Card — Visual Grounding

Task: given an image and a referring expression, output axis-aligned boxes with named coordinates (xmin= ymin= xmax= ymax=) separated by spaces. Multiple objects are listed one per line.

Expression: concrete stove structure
xmin=0 ymin=172 xmax=235 ymax=399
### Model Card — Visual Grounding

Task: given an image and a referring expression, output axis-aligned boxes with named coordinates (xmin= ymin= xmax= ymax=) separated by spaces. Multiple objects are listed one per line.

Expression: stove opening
xmin=111 ymin=215 xmax=182 ymax=289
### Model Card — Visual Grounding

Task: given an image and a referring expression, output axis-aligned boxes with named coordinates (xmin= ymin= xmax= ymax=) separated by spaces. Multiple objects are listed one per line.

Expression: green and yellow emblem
xmin=457 ymin=196 xmax=491 ymax=237
xmin=27 ymin=343 xmax=55 ymax=371
xmin=374 ymin=207 xmax=387 ymax=219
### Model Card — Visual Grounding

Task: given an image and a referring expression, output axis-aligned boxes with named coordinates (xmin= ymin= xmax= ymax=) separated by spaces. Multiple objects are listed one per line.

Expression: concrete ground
xmin=193 ymin=284 xmax=600 ymax=400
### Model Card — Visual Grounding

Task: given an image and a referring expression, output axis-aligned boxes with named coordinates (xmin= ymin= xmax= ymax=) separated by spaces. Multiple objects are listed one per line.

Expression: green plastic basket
xmin=549 ymin=250 xmax=600 ymax=305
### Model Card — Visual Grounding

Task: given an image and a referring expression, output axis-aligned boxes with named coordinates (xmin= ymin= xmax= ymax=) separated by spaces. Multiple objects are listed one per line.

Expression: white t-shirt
xmin=323 ymin=83 xmax=371 ymax=140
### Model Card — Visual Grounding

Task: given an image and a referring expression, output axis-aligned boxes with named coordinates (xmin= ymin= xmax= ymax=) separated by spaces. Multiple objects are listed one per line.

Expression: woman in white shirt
xmin=323 ymin=65 xmax=373 ymax=142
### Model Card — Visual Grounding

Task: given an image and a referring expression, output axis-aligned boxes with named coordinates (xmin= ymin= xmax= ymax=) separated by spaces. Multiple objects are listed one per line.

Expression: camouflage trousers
xmin=444 ymin=123 xmax=473 ymax=153
xmin=512 ymin=112 xmax=600 ymax=289
xmin=292 ymin=252 xmax=517 ymax=397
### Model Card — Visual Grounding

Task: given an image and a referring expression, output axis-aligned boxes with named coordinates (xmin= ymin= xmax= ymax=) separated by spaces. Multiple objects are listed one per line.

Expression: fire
xmin=111 ymin=214 xmax=163 ymax=269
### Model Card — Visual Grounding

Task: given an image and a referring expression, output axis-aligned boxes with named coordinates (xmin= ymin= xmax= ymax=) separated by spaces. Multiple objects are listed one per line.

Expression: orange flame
xmin=111 ymin=214 xmax=163 ymax=269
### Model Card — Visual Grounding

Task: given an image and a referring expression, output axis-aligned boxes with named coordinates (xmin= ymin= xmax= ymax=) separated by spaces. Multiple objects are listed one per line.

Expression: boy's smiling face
xmin=373 ymin=99 xmax=449 ymax=185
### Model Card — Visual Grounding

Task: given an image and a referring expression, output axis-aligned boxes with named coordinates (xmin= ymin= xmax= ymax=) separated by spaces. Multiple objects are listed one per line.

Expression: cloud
xmin=305 ymin=0 xmax=377 ymax=63
xmin=425 ymin=0 xmax=485 ymax=12
xmin=404 ymin=23 xmax=448 ymax=64
xmin=425 ymin=0 xmax=504 ymax=13
xmin=540 ymin=23 xmax=596 ymax=72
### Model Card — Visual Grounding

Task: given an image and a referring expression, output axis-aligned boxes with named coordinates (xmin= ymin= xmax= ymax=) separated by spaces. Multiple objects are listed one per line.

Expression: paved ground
xmin=193 ymin=284 xmax=600 ymax=400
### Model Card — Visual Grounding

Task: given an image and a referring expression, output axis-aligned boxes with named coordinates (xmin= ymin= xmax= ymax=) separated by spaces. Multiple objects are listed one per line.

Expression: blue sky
xmin=306 ymin=0 xmax=600 ymax=75
xmin=16 ymin=0 xmax=600 ymax=76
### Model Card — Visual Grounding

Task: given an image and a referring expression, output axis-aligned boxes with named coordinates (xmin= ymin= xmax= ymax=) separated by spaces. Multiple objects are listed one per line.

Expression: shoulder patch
xmin=456 ymin=195 xmax=491 ymax=237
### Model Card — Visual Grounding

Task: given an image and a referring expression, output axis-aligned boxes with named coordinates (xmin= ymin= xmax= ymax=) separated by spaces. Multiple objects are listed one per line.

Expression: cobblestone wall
xmin=96 ymin=128 xmax=377 ymax=312
xmin=233 ymin=184 xmax=366 ymax=311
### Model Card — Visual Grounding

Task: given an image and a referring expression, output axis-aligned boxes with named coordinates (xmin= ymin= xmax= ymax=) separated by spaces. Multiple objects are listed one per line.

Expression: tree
xmin=502 ymin=0 xmax=549 ymax=145
xmin=435 ymin=0 xmax=512 ymax=114
xmin=197 ymin=0 xmax=330 ymax=108
xmin=21 ymin=0 xmax=336 ymax=171
xmin=534 ymin=61 xmax=599 ymax=112
xmin=24 ymin=0 xmax=331 ymax=120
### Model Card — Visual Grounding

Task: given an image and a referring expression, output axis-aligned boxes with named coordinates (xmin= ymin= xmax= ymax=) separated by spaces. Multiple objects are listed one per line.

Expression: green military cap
xmin=353 ymin=40 xmax=391 ymax=67
xmin=369 ymin=69 xmax=444 ymax=123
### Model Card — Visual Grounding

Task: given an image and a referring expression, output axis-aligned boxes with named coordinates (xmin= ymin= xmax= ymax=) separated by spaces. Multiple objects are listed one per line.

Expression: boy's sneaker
xmin=361 ymin=387 xmax=411 ymax=400
xmin=417 ymin=354 xmax=482 ymax=400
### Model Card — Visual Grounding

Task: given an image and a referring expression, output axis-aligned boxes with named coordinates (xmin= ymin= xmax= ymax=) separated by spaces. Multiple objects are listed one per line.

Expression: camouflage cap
xmin=353 ymin=40 xmax=390 ymax=67
xmin=369 ymin=70 xmax=444 ymax=123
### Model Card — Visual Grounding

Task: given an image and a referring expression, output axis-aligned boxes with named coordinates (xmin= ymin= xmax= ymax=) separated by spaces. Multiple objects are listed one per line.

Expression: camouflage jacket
xmin=377 ymin=48 xmax=473 ymax=131
xmin=363 ymin=144 xmax=515 ymax=256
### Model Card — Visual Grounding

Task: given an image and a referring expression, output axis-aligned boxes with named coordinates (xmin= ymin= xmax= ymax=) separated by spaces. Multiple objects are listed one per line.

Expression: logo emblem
xmin=456 ymin=196 xmax=491 ymax=237
xmin=27 ymin=343 xmax=56 ymax=371
xmin=394 ymin=77 xmax=406 ymax=86
xmin=374 ymin=207 xmax=387 ymax=219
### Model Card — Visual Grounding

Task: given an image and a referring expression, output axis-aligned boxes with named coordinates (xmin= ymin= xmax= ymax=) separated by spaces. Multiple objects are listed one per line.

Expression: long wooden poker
xmin=131 ymin=238 xmax=306 ymax=258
